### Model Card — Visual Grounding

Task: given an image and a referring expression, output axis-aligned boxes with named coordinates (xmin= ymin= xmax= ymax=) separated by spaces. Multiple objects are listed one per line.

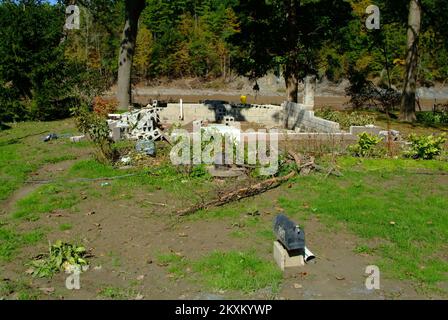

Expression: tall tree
xmin=117 ymin=0 xmax=146 ymax=108
xmin=400 ymin=0 xmax=421 ymax=122
xmin=231 ymin=0 xmax=352 ymax=103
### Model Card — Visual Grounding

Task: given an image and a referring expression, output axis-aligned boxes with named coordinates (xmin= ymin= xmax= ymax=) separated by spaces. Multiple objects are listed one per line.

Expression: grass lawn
xmin=1 ymin=119 xmax=447 ymax=298
xmin=278 ymin=157 xmax=448 ymax=292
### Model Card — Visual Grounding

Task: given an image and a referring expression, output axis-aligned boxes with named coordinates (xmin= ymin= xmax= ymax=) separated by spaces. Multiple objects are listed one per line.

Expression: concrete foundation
xmin=273 ymin=241 xmax=305 ymax=271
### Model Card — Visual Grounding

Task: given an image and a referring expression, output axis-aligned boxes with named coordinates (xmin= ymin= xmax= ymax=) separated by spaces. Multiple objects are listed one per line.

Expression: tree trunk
xmin=400 ymin=0 xmax=421 ymax=122
xmin=285 ymin=66 xmax=299 ymax=102
xmin=117 ymin=0 xmax=146 ymax=109
xmin=284 ymin=0 xmax=300 ymax=103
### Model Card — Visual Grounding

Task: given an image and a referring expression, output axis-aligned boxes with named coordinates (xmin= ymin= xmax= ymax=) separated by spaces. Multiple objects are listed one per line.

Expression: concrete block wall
xmin=283 ymin=102 xmax=341 ymax=133
xmin=159 ymin=103 xmax=282 ymax=127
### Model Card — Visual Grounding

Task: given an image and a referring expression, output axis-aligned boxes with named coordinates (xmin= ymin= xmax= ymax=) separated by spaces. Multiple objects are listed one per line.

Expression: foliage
xmin=72 ymin=106 xmax=117 ymax=163
xmin=349 ymin=132 xmax=384 ymax=157
xmin=416 ymin=111 xmax=448 ymax=125
xmin=92 ymin=97 xmax=118 ymax=118
xmin=0 ymin=0 xmax=108 ymax=124
xmin=404 ymin=134 xmax=447 ymax=160
xmin=29 ymin=240 xmax=89 ymax=278
xmin=316 ymin=108 xmax=376 ymax=130
xmin=189 ymin=164 xmax=210 ymax=179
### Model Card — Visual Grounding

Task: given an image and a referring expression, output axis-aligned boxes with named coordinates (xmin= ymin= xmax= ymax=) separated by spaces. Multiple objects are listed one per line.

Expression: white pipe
xmin=304 ymin=247 xmax=316 ymax=263
xmin=179 ymin=99 xmax=184 ymax=121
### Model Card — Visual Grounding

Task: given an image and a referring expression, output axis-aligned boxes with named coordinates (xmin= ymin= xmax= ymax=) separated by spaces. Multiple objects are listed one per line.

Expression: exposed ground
xmin=0 ymin=117 xmax=447 ymax=300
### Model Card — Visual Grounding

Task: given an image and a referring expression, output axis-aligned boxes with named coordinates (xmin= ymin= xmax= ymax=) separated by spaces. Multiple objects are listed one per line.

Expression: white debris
xmin=107 ymin=105 xmax=162 ymax=141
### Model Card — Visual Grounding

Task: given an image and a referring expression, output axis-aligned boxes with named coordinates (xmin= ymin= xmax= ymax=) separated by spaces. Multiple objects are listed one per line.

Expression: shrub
xmin=404 ymin=134 xmax=447 ymax=160
xmin=72 ymin=106 xmax=118 ymax=163
xmin=93 ymin=97 xmax=118 ymax=118
xmin=416 ymin=112 xmax=448 ymax=125
xmin=349 ymin=132 xmax=383 ymax=157
xmin=316 ymin=107 xmax=376 ymax=130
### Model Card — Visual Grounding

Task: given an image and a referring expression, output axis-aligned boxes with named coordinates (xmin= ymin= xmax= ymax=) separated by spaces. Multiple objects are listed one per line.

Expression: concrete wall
xmin=283 ymin=102 xmax=341 ymax=133
xmin=159 ymin=103 xmax=283 ymax=127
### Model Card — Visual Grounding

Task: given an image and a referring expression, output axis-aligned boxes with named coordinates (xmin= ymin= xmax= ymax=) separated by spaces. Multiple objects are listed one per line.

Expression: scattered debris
xmin=107 ymin=106 xmax=162 ymax=141
xmin=69 ymin=135 xmax=86 ymax=143
xmin=136 ymin=139 xmax=156 ymax=157
xmin=43 ymin=133 xmax=58 ymax=142
xmin=293 ymin=283 xmax=303 ymax=289
xmin=100 ymin=182 xmax=111 ymax=187
xmin=38 ymin=287 xmax=55 ymax=295
xmin=145 ymin=201 xmax=167 ymax=207
xmin=177 ymin=171 xmax=296 ymax=216
xmin=336 ymin=276 xmax=346 ymax=281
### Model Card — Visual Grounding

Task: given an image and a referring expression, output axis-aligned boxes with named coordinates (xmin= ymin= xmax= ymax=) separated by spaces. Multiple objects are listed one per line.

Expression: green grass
xmin=98 ymin=286 xmax=137 ymax=300
xmin=193 ymin=251 xmax=282 ymax=293
xmin=0 ymin=226 xmax=44 ymax=261
xmin=276 ymin=158 xmax=448 ymax=292
xmin=0 ymin=279 xmax=41 ymax=300
xmin=0 ymin=119 xmax=91 ymax=201
xmin=157 ymin=253 xmax=188 ymax=279
xmin=59 ymin=223 xmax=72 ymax=231
xmin=12 ymin=184 xmax=79 ymax=221
xmin=156 ymin=250 xmax=282 ymax=294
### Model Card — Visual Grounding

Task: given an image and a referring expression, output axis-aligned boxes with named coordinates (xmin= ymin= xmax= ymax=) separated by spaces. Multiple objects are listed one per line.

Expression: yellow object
xmin=240 ymin=95 xmax=247 ymax=104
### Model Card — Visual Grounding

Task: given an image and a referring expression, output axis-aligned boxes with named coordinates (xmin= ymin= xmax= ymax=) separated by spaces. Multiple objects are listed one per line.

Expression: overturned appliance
xmin=107 ymin=105 xmax=162 ymax=142
xmin=273 ymin=214 xmax=315 ymax=270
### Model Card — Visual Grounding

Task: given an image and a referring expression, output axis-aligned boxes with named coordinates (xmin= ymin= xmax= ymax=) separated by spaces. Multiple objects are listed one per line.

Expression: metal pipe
xmin=304 ymin=246 xmax=316 ymax=263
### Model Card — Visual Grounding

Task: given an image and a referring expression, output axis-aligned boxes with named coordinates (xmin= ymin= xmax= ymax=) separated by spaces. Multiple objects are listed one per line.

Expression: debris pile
xmin=107 ymin=104 xmax=163 ymax=142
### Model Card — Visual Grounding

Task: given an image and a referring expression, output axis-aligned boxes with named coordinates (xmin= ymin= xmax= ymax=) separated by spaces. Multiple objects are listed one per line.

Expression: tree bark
xmin=400 ymin=0 xmax=421 ymax=122
xmin=117 ymin=0 xmax=146 ymax=109
xmin=284 ymin=0 xmax=300 ymax=103
xmin=285 ymin=66 xmax=299 ymax=102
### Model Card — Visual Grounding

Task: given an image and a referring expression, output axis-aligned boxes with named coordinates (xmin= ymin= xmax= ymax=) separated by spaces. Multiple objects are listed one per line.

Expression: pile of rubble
xmin=107 ymin=103 xmax=163 ymax=142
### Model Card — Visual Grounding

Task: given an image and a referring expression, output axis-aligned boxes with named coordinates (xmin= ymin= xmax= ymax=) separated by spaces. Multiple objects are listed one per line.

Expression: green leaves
xmin=29 ymin=241 xmax=89 ymax=278
xmin=349 ymin=132 xmax=384 ymax=157
xmin=405 ymin=134 xmax=447 ymax=160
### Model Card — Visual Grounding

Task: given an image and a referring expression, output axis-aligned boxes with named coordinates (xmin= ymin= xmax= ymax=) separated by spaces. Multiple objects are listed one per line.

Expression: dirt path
xmin=2 ymin=160 xmax=80 ymax=215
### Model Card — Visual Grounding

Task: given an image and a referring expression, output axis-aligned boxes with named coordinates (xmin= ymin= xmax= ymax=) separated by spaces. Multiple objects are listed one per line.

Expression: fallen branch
xmin=177 ymin=171 xmax=296 ymax=216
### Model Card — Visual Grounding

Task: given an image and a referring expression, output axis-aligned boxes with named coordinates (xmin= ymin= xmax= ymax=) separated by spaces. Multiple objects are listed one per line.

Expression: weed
xmin=29 ymin=240 xmax=89 ymax=278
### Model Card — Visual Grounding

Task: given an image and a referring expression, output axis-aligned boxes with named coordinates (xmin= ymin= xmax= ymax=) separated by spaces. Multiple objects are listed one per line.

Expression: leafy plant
xmin=93 ymin=97 xmax=118 ymax=118
xmin=404 ymin=134 xmax=447 ymax=160
xmin=416 ymin=111 xmax=448 ymax=125
xmin=29 ymin=240 xmax=89 ymax=278
xmin=189 ymin=164 xmax=210 ymax=179
xmin=316 ymin=107 xmax=376 ymax=130
xmin=349 ymin=132 xmax=383 ymax=157
xmin=72 ymin=106 xmax=118 ymax=163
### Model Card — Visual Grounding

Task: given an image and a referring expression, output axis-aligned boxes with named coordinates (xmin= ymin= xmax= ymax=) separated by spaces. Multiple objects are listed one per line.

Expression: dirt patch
xmin=1 ymin=182 xmax=432 ymax=300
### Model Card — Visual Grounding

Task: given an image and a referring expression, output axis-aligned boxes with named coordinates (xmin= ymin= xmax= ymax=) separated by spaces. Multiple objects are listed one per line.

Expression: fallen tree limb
xmin=177 ymin=171 xmax=296 ymax=216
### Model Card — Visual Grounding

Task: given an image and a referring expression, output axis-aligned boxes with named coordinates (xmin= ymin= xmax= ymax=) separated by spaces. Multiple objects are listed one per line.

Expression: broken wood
xmin=177 ymin=171 xmax=296 ymax=216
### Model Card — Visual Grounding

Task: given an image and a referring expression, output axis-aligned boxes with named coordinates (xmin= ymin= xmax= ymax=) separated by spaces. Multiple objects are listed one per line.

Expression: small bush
xmin=93 ymin=97 xmax=118 ymax=118
xmin=72 ymin=106 xmax=118 ymax=163
xmin=29 ymin=240 xmax=89 ymax=278
xmin=416 ymin=112 xmax=448 ymax=125
xmin=349 ymin=132 xmax=383 ymax=157
xmin=316 ymin=107 xmax=375 ymax=130
xmin=404 ymin=134 xmax=446 ymax=160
